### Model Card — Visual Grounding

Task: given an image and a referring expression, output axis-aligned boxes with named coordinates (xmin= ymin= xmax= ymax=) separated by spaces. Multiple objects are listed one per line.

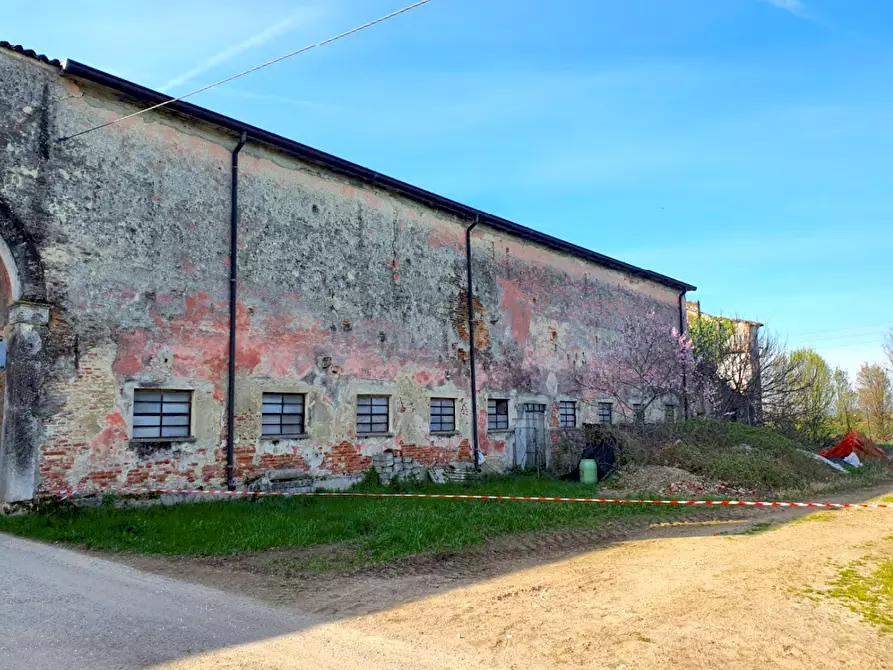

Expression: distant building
xmin=686 ymin=301 xmax=762 ymax=424
xmin=0 ymin=42 xmax=696 ymax=502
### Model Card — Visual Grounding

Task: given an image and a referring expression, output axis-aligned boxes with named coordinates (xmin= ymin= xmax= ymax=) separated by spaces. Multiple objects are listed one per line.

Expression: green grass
xmin=826 ymin=556 xmax=893 ymax=632
xmin=740 ymin=522 xmax=775 ymax=535
xmin=670 ymin=420 xmax=809 ymax=454
xmin=0 ymin=475 xmax=696 ymax=563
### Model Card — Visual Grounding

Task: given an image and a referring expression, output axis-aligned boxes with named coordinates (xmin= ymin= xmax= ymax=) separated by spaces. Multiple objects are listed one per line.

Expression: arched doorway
xmin=0 ymin=198 xmax=49 ymax=502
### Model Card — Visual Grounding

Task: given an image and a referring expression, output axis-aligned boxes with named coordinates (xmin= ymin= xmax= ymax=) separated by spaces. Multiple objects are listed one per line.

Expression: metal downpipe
xmin=227 ymin=132 xmax=248 ymax=490
xmin=466 ymin=218 xmax=480 ymax=470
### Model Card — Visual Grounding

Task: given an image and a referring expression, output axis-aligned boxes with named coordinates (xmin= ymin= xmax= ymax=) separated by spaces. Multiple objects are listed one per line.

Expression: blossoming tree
xmin=573 ymin=309 xmax=715 ymax=422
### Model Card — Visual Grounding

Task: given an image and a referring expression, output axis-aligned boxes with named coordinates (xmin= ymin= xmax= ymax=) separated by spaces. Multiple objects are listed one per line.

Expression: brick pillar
xmin=0 ymin=301 xmax=50 ymax=502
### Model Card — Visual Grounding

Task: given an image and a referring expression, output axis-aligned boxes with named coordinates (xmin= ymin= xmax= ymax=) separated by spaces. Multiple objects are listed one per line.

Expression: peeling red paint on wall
xmin=498 ymin=278 xmax=532 ymax=345
xmin=90 ymin=412 xmax=128 ymax=456
xmin=427 ymin=225 xmax=464 ymax=252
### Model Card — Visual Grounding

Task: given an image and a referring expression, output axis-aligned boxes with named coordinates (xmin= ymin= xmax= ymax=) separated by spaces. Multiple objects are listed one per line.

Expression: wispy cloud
xmin=760 ymin=0 xmax=810 ymax=19
xmin=160 ymin=7 xmax=325 ymax=93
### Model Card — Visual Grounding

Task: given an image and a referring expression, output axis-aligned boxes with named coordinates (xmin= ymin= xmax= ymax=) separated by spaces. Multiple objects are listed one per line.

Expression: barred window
xmin=262 ymin=393 xmax=306 ymax=436
xmin=597 ymin=402 xmax=613 ymax=425
xmin=664 ymin=404 xmax=676 ymax=424
xmin=357 ymin=396 xmax=389 ymax=434
xmin=559 ymin=401 xmax=577 ymax=428
xmin=430 ymin=398 xmax=456 ymax=433
xmin=633 ymin=403 xmax=645 ymax=425
xmin=487 ymin=399 xmax=509 ymax=430
xmin=132 ymin=390 xmax=191 ymax=439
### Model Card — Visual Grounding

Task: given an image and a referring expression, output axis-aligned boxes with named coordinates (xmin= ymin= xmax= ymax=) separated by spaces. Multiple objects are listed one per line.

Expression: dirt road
xmin=145 ymin=485 xmax=893 ymax=669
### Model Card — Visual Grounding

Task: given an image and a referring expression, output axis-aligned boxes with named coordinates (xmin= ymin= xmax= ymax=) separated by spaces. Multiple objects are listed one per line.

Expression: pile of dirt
xmin=616 ymin=465 xmax=757 ymax=498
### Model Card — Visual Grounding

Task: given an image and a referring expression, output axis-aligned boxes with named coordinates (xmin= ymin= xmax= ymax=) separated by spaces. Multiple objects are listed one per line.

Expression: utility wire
xmin=57 ymin=0 xmax=436 ymax=142
xmin=813 ymin=338 xmax=888 ymax=351
xmin=785 ymin=321 xmax=892 ymax=338
xmin=788 ymin=329 xmax=891 ymax=345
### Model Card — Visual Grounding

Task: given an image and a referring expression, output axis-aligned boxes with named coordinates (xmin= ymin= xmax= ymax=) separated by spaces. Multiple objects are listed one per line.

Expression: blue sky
xmin=6 ymin=0 xmax=892 ymax=377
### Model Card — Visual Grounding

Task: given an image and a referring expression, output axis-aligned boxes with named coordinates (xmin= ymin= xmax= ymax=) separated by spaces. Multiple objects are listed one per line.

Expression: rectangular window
xmin=598 ymin=402 xmax=613 ymax=425
xmin=132 ymin=390 xmax=191 ymax=439
xmin=559 ymin=401 xmax=577 ymax=428
xmin=261 ymin=393 xmax=306 ymax=436
xmin=633 ymin=403 xmax=645 ymax=425
xmin=429 ymin=398 xmax=456 ymax=433
xmin=664 ymin=404 xmax=676 ymax=424
xmin=357 ymin=395 xmax=389 ymax=434
xmin=487 ymin=399 xmax=509 ymax=430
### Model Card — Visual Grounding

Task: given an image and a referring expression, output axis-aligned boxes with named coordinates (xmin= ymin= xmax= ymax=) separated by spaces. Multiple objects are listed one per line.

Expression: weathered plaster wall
xmin=0 ymin=49 xmax=683 ymax=495
xmin=0 ymin=50 xmax=55 ymax=501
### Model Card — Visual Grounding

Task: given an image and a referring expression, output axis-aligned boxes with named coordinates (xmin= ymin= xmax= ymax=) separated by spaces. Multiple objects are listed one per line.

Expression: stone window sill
xmin=261 ymin=433 xmax=310 ymax=440
xmin=430 ymin=431 xmax=460 ymax=437
xmin=487 ymin=429 xmax=513 ymax=435
xmin=357 ymin=432 xmax=394 ymax=438
xmin=129 ymin=436 xmax=196 ymax=445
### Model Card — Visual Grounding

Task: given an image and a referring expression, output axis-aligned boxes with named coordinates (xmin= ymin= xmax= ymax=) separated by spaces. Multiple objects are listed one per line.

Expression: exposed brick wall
xmin=321 ymin=442 xmax=372 ymax=475
xmin=401 ymin=443 xmax=467 ymax=466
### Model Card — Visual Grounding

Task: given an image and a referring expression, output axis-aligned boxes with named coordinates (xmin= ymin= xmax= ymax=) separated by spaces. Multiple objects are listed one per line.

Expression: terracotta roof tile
xmin=0 ymin=41 xmax=62 ymax=67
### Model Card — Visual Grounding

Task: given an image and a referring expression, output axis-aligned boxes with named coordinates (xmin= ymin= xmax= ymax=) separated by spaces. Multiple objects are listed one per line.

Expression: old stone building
xmin=686 ymin=301 xmax=763 ymax=424
xmin=0 ymin=42 xmax=696 ymax=502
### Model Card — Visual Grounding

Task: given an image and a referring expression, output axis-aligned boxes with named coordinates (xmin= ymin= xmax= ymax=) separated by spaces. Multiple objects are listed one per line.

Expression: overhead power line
xmin=788 ymin=329 xmax=890 ymax=345
xmin=814 ymin=339 xmax=888 ymax=351
xmin=785 ymin=321 xmax=893 ymax=338
xmin=57 ymin=0 xmax=436 ymax=143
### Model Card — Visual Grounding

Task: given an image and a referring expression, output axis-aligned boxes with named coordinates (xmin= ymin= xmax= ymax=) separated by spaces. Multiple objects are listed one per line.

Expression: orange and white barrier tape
xmin=55 ymin=486 xmax=893 ymax=509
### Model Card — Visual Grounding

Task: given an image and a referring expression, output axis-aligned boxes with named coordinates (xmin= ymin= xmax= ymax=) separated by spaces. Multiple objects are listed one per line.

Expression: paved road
xmin=0 ymin=533 xmax=313 ymax=669
xmin=0 ymin=533 xmax=479 ymax=670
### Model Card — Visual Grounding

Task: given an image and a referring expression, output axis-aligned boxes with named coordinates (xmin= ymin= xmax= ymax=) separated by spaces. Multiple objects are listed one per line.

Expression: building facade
xmin=0 ymin=43 xmax=694 ymax=502
xmin=686 ymin=300 xmax=762 ymax=424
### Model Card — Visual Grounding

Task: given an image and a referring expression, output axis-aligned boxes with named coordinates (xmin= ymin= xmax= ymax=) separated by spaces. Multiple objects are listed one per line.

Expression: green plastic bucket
xmin=580 ymin=459 xmax=598 ymax=485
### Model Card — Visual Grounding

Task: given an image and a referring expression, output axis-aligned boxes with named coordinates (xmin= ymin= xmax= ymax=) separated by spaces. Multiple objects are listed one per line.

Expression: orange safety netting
xmin=820 ymin=430 xmax=888 ymax=461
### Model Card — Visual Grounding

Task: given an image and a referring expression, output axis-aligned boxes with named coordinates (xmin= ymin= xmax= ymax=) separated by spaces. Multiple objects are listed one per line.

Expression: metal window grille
xmin=261 ymin=393 xmax=305 ymax=436
xmin=357 ymin=396 xmax=389 ymax=434
xmin=132 ymin=390 xmax=191 ymax=439
xmin=664 ymin=404 xmax=676 ymax=424
xmin=597 ymin=402 xmax=613 ymax=424
xmin=429 ymin=398 xmax=456 ymax=433
xmin=488 ymin=399 xmax=509 ymax=430
xmin=559 ymin=401 xmax=576 ymax=428
xmin=633 ymin=403 xmax=645 ymax=425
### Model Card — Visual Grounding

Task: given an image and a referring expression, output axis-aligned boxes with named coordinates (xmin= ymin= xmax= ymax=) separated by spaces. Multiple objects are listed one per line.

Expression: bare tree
xmin=856 ymin=363 xmax=893 ymax=441
xmin=884 ymin=328 xmax=893 ymax=373
xmin=689 ymin=318 xmax=816 ymax=429
xmin=689 ymin=316 xmax=760 ymax=422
